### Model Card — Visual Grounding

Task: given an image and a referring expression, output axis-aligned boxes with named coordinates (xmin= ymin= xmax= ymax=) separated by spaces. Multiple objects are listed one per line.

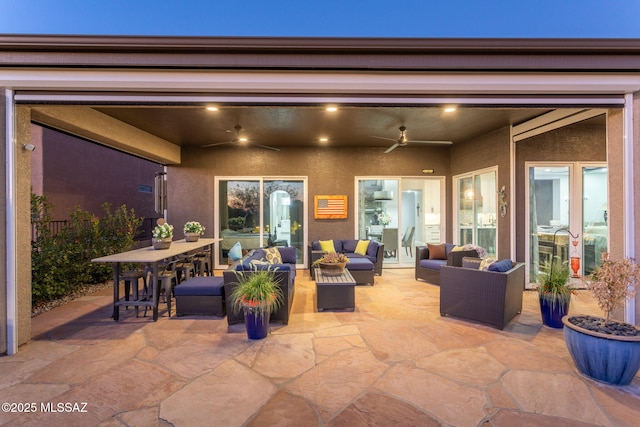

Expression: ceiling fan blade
xmin=384 ymin=143 xmax=400 ymax=153
xmin=253 ymin=144 xmax=281 ymax=152
xmin=409 ymin=140 xmax=454 ymax=145
xmin=201 ymin=140 xmax=235 ymax=148
xmin=370 ymin=135 xmax=399 ymax=142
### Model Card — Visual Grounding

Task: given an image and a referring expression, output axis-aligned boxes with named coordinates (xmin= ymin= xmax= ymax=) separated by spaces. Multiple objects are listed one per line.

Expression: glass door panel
xmin=357 ymin=177 xmax=443 ymax=267
xmin=582 ymin=166 xmax=608 ymax=276
xmin=218 ymin=179 xmax=262 ymax=264
xmin=455 ymin=170 xmax=496 ymax=257
xmin=528 ymin=166 xmax=570 ymax=284
xmin=263 ymin=180 xmax=305 ymax=264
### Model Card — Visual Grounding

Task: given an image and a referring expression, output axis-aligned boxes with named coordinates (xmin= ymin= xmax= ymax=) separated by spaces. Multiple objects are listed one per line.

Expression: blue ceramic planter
xmin=243 ymin=306 xmax=269 ymax=340
xmin=563 ymin=315 xmax=640 ymax=386
xmin=539 ymin=295 xmax=570 ymax=329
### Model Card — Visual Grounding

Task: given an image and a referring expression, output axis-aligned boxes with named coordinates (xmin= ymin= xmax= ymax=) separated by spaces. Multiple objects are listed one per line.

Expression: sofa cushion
xmin=346 ymin=257 xmax=374 ymax=270
xmin=355 ymin=240 xmax=370 ymax=255
xmin=229 ymin=241 xmax=243 ymax=261
xmin=277 ymin=246 xmax=296 ymax=264
xmin=444 ymin=243 xmax=456 ymax=256
xmin=420 ymin=259 xmax=447 ymax=270
xmin=428 ymin=243 xmax=446 ymax=260
xmin=480 ymin=258 xmax=495 ymax=271
xmin=319 ymin=239 xmax=336 ymax=253
xmin=342 ymin=239 xmax=358 ymax=253
xmin=366 ymin=240 xmax=380 ymax=258
xmin=488 ymin=259 xmax=513 ymax=272
xmin=264 ymin=247 xmax=283 ymax=264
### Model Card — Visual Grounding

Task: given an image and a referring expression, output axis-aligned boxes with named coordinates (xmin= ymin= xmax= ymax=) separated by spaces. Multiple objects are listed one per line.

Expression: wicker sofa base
xmin=439 ymin=263 xmax=525 ymax=330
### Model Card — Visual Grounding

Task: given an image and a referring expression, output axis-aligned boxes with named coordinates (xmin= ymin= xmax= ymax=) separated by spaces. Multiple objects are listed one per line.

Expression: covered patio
xmin=1 ymin=269 xmax=638 ymax=426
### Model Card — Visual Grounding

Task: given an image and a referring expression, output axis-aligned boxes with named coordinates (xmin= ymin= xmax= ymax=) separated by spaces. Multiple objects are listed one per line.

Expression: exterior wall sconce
xmin=22 ymin=143 xmax=36 ymax=151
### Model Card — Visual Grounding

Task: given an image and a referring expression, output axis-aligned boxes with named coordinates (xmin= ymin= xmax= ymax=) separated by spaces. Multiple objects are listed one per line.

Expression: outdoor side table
xmin=314 ymin=268 xmax=356 ymax=311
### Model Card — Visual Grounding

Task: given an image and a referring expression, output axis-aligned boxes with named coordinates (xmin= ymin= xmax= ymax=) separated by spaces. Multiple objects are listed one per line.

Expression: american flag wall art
xmin=314 ymin=195 xmax=348 ymax=219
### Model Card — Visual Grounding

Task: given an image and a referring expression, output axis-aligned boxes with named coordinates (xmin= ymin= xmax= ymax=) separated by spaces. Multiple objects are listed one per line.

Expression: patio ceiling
xmin=92 ymin=105 xmax=561 ymax=150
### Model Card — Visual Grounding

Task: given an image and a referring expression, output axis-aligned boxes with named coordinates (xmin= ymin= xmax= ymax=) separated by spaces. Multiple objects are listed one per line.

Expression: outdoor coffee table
xmin=314 ymin=268 xmax=356 ymax=311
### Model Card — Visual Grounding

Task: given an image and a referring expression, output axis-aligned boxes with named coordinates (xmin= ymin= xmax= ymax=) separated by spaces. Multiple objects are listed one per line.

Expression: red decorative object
xmin=570 ymin=256 xmax=581 ymax=278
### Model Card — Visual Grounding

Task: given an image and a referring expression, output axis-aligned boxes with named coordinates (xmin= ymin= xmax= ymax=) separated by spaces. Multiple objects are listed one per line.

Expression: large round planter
xmin=319 ymin=262 xmax=346 ymax=276
xmin=184 ymin=232 xmax=200 ymax=242
xmin=539 ymin=294 xmax=570 ymax=329
xmin=243 ymin=305 xmax=270 ymax=340
xmin=563 ymin=315 xmax=640 ymax=385
xmin=152 ymin=238 xmax=172 ymax=250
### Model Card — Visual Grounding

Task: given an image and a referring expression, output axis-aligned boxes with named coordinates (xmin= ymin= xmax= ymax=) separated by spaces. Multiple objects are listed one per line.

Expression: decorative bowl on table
xmin=319 ymin=262 xmax=347 ymax=276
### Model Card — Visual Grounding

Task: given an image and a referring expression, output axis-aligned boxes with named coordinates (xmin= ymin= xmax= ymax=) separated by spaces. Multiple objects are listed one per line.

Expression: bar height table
xmin=92 ymin=238 xmax=220 ymax=321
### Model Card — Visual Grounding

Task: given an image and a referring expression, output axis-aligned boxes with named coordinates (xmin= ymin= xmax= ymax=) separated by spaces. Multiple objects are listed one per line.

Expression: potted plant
xmin=151 ymin=219 xmax=173 ymax=250
xmin=312 ymin=252 xmax=349 ymax=276
xmin=562 ymin=252 xmax=640 ymax=385
xmin=228 ymin=267 xmax=283 ymax=339
xmin=536 ymin=256 xmax=574 ymax=328
xmin=183 ymin=221 xmax=205 ymax=242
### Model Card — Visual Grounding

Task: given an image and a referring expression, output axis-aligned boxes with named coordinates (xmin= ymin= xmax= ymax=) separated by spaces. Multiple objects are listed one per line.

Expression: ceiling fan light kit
xmin=201 ymin=124 xmax=280 ymax=151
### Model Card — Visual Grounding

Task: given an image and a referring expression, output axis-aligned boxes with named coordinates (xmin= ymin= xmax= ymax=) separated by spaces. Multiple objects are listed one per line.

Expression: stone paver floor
xmin=1 ymin=269 xmax=640 ymax=426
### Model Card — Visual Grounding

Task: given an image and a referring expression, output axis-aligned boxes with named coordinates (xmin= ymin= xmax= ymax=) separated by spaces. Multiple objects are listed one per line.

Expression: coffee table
xmin=314 ymin=268 xmax=356 ymax=311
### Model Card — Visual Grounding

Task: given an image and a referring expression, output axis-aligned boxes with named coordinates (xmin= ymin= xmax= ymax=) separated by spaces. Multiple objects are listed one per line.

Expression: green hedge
xmin=31 ymin=194 xmax=142 ymax=305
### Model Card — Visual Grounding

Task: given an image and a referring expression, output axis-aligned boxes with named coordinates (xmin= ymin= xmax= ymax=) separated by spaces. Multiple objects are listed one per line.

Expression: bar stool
xmin=175 ymin=254 xmax=196 ymax=282
xmin=146 ymin=258 xmax=178 ymax=317
xmin=193 ymin=249 xmax=211 ymax=276
xmin=120 ymin=267 xmax=147 ymax=316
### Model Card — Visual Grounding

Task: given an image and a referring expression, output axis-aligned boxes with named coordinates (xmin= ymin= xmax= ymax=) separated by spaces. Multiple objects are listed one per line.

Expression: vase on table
xmin=152 ymin=238 xmax=172 ymax=250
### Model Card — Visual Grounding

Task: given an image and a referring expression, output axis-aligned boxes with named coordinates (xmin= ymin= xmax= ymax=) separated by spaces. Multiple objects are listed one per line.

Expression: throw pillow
xmin=451 ymin=245 xmax=466 ymax=252
xmin=228 ymin=241 xmax=243 ymax=261
xmin=462 ymin=257 xmax=482 ymax=269
xmin=263 ymin=247 xmax=283 ymax=264
xmin=488 ymin=259 xmax=513 ymax=272
xmin=428 ymin=243 xmax=446 ymax=260
xmin=355 ymin=240 xmax=370 ymax=255
xmin=479 ymin=258 xmax=495 ymax=271
xmin=319 ymin=239 xmax=336 ymax=253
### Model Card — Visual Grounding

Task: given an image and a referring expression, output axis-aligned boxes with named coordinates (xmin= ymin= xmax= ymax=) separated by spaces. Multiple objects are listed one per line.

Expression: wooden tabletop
xmin=92 ymin=238 xmax=221 ymax=263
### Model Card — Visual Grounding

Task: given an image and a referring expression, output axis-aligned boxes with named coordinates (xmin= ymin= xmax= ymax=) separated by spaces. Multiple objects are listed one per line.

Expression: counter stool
xmin=120 ymin=268 xmax=147 ymax=316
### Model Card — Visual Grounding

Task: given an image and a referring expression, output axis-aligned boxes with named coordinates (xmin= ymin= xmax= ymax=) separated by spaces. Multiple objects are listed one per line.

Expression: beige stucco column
xmin=0 ymin=90 xmax=6 ymax=354
xmin=15 ymin=106 xmax=32 ymax=345
xmin=634 ymin=92 xmax=640 ymax=323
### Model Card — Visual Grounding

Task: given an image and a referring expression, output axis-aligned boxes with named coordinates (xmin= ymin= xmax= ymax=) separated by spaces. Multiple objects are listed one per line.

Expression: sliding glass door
xmin=356 ymin=177 xmax=444 ymax=267
xmin=526 ymin=163 xmax=607 ymax=287
xmin=216 ymin=177 xmax=306 ymax=268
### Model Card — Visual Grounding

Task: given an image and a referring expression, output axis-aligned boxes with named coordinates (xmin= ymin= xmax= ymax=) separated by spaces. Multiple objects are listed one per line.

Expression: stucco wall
xmin=168 ymin=145 xmax=451 ymax=247
xmin=450 ymin=126 xmax=512 ymax=258
xmin=35 ymin=126 xmax=163 ymax=222
xmin=514 ymin=117 xmax=608 ymax=263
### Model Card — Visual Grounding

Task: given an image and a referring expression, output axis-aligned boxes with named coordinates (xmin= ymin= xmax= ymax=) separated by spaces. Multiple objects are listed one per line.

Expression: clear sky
xmin=1 ymin=0 xmax=639 ymax=38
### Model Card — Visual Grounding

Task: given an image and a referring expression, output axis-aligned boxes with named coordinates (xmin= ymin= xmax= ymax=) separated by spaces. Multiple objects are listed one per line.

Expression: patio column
xmin=1 ymin=89 xmax=8 ymax=354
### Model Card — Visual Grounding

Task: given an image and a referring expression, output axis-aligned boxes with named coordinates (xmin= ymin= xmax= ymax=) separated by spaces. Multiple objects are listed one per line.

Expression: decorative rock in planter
xmin=184 ymin=232 xmax=200 ymax=242
xmin=152 ymin=238 xmax=172 ymax=250
xmin=563 ymin=315 xmax=640 ymax=385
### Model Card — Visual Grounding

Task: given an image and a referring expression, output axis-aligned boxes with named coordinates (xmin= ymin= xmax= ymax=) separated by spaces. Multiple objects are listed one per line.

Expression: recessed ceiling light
xmin=444 ymin=107 xmax=456 ymax=113
xmin=206 ymin=106 xmax=219 ymax=111
xmin=319 ymin=137 xmax=329 ymax=143
xmin=326 ymin=106 xmax=338 ymax=112
xmin=239 ymin=137 xmax=248 ymax=142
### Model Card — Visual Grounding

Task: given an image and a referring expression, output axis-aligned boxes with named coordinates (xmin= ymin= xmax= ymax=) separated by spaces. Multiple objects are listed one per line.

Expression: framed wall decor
xmin=314 ymin=195 xmax=348 ymax=219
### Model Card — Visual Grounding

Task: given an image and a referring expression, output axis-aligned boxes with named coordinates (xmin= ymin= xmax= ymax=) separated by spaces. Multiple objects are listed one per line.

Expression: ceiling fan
xmin=201 ymin=125 xmax=280 ymax=151
xmin=371 ymin=126 xmax=453 ymax=153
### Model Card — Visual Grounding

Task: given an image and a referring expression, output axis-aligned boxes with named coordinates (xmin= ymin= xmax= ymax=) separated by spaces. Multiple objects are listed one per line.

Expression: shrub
xmin=31 ymin=194 xmax=142 ymax=305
